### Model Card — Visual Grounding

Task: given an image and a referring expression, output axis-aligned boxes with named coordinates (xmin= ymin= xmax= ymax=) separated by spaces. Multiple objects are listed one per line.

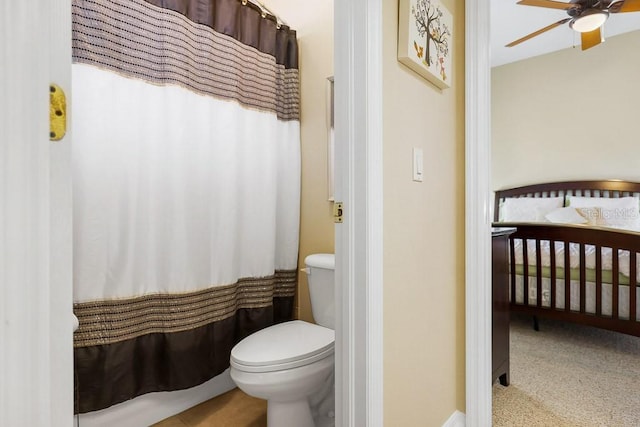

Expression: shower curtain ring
xmin=242 ymin=0 xmax=247 ymax=5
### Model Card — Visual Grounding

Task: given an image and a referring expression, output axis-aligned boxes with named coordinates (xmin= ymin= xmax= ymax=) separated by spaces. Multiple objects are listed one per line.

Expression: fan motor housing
xmin=567 ymin=7 xmax=582 ymax=17
xmin=567 ymin=0 xmax=610 ymax=16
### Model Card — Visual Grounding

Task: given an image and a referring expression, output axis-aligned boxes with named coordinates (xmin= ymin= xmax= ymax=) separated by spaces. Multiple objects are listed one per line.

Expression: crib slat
xmin=536 ymin=239 xmax=542 ymax=307
xmin=510 ymin=237 xmax=516 ymax=305
xmin=523 ymin=239 xmax=529 ymax=306
xmin=613 ymin=248 xmax=619 ymax=319
xmin=630 ymin=252 xmax=636 ymax=322
xmin=595 ymin=246 xmax=602 ymax=317
xmin=564 ymin=241 xmax=570 ymax=313
xmin=579 ymin=243 xmax=586 ymax=313
xmin=550 ymin=240 xmax=556 ymax=310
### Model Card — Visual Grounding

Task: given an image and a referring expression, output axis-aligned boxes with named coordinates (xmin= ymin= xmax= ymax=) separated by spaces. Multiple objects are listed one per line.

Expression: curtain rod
xmin=241 ymin=0 xmax=289 ymax=28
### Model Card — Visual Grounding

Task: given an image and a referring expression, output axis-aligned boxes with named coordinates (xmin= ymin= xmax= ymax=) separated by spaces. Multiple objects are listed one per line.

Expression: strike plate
xmin=50 ymin=84 xmax=67 ymax=141
xmin=333 ymin=202 xmax=343 ymax=223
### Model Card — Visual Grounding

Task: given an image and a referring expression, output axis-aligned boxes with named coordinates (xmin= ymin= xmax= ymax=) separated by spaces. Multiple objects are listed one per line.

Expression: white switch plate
xmin=412 ymin=147 xmax=423 ymax=182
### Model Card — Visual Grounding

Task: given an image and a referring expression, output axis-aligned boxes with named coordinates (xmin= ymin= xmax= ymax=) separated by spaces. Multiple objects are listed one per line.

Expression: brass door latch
xmin=333 ymin=202 xmax=343 ymax=223
xmin=50 ymin=84 xmax=67 ymax=141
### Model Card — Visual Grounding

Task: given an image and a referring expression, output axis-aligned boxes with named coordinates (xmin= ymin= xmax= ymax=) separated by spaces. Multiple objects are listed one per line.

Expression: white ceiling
xmin=491 ymin=0 xmax=640 ymax=67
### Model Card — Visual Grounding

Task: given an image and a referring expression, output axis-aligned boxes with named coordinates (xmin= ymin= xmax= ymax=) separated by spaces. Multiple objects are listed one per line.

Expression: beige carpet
xmin=493 ymin=315 xmax=640 ymax=427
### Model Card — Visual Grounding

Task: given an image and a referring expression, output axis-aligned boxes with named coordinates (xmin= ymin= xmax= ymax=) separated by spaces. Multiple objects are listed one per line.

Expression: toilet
xmin=230 ymin=253 xmax=335 ymax=427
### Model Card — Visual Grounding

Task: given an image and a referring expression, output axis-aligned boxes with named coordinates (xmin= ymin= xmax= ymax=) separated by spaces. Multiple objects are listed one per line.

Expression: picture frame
xmin=397 ymin=0 xmax=453 ymax=90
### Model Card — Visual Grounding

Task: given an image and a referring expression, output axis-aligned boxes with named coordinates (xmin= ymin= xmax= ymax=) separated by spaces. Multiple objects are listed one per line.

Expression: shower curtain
xmin=71 ymin=0 xmax=300 ymax=413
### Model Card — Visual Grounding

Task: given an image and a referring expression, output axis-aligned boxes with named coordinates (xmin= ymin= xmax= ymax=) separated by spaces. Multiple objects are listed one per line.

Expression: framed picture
xmin=398 ymin=0 xmax=453 ymax=90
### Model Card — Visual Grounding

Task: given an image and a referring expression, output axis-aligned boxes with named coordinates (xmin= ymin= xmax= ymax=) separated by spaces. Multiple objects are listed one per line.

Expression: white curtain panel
xmin=70 ymin=0 xmax=301 ymax=412
xmin=72 ymin=64 xmax=300 ymax=301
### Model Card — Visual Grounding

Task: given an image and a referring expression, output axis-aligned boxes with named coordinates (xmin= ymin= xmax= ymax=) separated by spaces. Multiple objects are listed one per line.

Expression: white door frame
xmin=334 ymin=0 xmax=384 ymax=425
xmin=0 ymin=2 xmax=73 ymax=426
xmin=465 ymin=0 xmax=493 ymax=426
xmin=335 ymin=0 xmax=492 ymax=425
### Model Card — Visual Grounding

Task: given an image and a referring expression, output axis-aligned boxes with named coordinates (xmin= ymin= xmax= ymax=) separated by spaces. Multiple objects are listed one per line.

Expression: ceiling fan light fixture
xmin=569 ymin=9 xmax=609 ymax=33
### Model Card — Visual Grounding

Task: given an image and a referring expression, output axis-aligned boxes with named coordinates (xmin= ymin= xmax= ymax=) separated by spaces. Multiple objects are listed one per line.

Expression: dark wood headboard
xmin=494 ymin=180 xmax=640 ymax=222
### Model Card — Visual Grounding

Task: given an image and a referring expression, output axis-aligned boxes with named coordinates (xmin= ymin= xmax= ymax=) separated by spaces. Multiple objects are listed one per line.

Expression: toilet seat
xmin=230 ymin=320 xmax=335 ymax=373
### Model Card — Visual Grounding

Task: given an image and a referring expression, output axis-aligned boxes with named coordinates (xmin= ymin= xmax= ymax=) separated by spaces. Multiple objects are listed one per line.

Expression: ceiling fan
xmin=506 ymin=0 xmax=640 ymax=50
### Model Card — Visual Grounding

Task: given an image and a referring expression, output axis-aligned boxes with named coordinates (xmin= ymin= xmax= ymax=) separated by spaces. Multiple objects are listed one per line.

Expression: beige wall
xmin=492 ymin=30 xmax=640 ymax=191
xmin=383 ymin=0 xmax=466 ymax=424
xmin=263 ymin=0 xmax=335 ymax=322
xmin=266 ymin=2 xmax=467 ymax=422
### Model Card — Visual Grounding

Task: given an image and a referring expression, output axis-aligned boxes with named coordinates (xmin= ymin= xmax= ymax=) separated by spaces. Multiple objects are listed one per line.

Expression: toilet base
xmin=229 ymin=325 xmax=335 ymax=427
xmin=268 ymin=399 xmax=314 ymax=427
xmin=310 ymin=370 xmax=335 ymax=426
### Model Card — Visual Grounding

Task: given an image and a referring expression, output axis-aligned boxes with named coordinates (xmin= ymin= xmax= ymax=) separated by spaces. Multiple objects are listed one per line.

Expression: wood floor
xmin=153 ymin=388 xmax=267 ymax=427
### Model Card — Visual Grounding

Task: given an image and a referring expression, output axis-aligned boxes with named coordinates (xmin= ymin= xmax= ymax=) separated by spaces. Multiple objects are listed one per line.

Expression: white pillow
xmin=567 ymin=195 xmax=639 ymax=210
xmin=500 ymin=196 xmax=564 ymax=222
xmin=544 ymin=207 xmax=588 ymax=224
xmin=568 ymin=196 xmax=640 ymax=230
xmin=576 ymin=206 xmax=640 ymax=231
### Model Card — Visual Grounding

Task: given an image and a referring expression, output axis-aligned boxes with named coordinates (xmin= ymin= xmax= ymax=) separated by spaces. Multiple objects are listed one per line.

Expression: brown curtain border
xmin=73 ymin=270 xmax=297 ymax=347
xmin=72 ymin=0 xmax=300 ymax=121
xmin=74 ymin=297 xmax=294 ymax=413
xmin=143 ymin=0 xmax=298 ymax=69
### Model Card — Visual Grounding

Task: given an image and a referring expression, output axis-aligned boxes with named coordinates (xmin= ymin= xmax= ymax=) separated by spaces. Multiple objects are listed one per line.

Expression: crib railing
xmin=500 ymin=222 xmax=640 ymax=337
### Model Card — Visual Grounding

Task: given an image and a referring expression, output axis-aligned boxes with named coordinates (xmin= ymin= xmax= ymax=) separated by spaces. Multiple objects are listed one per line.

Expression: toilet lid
xmin=230 ymin=320 xmax=335 ymax=373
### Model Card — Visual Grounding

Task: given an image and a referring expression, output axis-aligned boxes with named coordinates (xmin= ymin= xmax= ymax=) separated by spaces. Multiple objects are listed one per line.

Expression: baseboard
xmin=76 ymin=369 xmax=236 ymax=427
xmin=442 ymin=410 xmax=466 ymax=427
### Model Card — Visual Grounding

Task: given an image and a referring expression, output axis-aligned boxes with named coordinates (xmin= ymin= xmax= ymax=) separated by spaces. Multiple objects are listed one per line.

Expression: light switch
xmin=413 ymin=148 xmax=423 ymax=182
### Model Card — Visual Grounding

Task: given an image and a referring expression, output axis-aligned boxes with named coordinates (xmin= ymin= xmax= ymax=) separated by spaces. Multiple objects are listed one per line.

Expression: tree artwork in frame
xmin=398 ymin=0 xmax=452 ymax=90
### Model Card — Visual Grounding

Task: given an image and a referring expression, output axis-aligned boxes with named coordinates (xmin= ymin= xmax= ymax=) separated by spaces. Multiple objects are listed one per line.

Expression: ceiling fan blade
xmin=581 ymin=27 xmax=603 ymax=50
xmin=516 ymin=0 xmax=575 ymax=10
xmin=506 ymin=18 xmax=571 ymax=47
xmin=618 ymin=0 xmax=640 ymax=12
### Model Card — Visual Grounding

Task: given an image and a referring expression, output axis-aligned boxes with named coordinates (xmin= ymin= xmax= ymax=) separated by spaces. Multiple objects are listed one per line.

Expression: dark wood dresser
xmin=492 ymin=227 xmax=516 ymax=386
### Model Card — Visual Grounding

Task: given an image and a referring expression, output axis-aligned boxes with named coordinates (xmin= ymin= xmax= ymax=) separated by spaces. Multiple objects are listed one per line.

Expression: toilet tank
xmin=304 ymin=253 xmax=335 ymax=330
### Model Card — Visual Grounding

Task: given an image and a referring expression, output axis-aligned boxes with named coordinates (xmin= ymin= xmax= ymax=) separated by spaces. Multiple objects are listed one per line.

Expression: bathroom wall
xmin=492 ymin=30 xmax=640 ymax=191
xmin=382 ymin=0 xmax=466 ymax=424
xmin=263 ymin=0 xmax=335 ymax=323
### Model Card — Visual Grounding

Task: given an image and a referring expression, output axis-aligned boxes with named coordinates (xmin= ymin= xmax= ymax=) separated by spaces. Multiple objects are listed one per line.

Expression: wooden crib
xmin=494 ymin=180 xmax=640 ymax=337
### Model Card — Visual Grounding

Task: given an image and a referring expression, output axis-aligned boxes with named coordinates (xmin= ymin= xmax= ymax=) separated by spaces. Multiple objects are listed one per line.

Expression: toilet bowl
xmin=230 ymin=321 xmax=334 ymax=426
xmin=230 ymin=254 xmax=335 ymax=427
